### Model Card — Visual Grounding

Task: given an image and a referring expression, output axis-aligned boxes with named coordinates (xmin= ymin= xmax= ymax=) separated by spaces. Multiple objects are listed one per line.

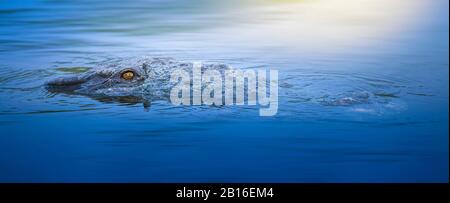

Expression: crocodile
xmin=45 ymin=57 xmax=229 ymax=108
xmin=44 ymin=57 xmax=405 ymax=114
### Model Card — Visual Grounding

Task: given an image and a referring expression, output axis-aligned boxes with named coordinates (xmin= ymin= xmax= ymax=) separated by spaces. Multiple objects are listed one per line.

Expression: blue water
xmin=0 ymin=0 xmax=448 ymax=182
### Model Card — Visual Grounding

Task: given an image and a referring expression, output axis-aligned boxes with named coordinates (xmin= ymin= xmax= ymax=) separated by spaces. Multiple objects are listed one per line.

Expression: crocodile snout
xmin=45 ymin=76 xmax=87 ymax=86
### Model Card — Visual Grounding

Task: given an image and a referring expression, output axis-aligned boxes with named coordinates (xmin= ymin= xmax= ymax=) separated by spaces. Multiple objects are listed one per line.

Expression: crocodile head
xmin=44 ymin=58 xmax=184 ymax=108
xmin=46 ymin=63 xmax=149 ymax=96
xmin=45 ymin=57 xmax=230 ymax=108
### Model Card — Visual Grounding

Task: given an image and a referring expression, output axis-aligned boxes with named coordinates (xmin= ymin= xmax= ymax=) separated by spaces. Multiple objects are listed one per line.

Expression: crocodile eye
xmin=121 ymin=70 xmax=135 ymax=80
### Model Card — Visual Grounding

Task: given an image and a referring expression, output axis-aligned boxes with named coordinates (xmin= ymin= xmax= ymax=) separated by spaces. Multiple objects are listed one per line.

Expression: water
xmin=0 ymin=0 xmax=448 ymax=182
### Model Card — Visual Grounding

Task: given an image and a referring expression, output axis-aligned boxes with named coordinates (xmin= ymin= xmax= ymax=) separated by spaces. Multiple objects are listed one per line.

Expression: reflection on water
xmin=0 ymin=0 xmax=448 ymax=182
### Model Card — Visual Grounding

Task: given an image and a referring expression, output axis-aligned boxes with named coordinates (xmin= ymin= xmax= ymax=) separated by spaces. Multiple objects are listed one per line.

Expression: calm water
xmin=0 ymin=0 xmax=448 ymax=182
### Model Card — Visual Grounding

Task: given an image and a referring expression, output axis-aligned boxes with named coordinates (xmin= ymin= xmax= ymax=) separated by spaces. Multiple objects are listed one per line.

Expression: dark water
xmin=0 ymin=0 xmax=448 ymax=182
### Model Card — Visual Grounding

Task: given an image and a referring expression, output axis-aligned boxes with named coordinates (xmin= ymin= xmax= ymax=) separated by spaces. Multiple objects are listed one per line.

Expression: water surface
xmin=0 ymin=0 xmax=448 ymax=182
